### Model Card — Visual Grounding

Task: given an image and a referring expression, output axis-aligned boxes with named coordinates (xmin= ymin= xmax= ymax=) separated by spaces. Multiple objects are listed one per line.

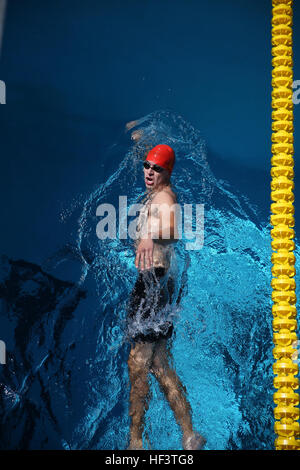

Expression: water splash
xmin=64 ymin=110 xmax=277 ymax=449
xmin=2 ymin=110 xmax=296 ymax=449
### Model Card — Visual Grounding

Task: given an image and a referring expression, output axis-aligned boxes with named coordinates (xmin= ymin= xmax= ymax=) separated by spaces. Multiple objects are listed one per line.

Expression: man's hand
xmin=135 ymin=237 xmax=154 ymax=271
xmin=131 ymin=129 xmax=143 ymax=142
xmin=125 ymin=120 xmax=138 ymax=131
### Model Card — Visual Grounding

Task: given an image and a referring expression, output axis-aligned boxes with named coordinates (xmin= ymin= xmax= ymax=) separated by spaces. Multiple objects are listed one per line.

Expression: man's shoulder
xmin=151 ymin=187 xmax=177 ymax=205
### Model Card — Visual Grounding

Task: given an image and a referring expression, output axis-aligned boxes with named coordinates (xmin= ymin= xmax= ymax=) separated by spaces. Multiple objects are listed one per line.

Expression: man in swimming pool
xmin=127 ymin=142 xmax=206 ymax=450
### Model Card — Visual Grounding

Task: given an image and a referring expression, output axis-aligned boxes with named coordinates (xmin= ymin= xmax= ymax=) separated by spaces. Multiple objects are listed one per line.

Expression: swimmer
xmin=126 ymin=142 xmax=206 ymax=450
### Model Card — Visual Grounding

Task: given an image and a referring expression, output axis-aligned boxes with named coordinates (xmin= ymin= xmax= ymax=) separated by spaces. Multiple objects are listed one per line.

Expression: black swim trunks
xmin=126 ymin=267 xmax=175 ymax=343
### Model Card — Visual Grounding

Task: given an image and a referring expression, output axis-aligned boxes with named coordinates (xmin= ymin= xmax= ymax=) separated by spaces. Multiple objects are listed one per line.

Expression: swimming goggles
xmin=143 ymin=161 xmax=164 ymax=173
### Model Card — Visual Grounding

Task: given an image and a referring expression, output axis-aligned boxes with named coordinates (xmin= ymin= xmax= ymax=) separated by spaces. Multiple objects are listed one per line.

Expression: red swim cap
xmin=146 ymin=145 xmax=175 ymax=174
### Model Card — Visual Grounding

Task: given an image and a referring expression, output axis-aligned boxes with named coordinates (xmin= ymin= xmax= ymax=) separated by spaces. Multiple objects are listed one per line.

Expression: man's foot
xmin=182 ymin=432 xmax=206 ymax=450
xmin=127 ymin=438 xmax=143 ymax=450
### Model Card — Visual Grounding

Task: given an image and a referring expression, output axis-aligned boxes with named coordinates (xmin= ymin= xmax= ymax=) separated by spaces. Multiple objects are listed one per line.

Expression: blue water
xmin=2 ymin=109 xmax=296 ymax=450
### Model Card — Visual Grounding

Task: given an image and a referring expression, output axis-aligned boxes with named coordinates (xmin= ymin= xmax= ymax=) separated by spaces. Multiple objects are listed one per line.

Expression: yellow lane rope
xmin=271 ymin=0 xmax=300 ymax=450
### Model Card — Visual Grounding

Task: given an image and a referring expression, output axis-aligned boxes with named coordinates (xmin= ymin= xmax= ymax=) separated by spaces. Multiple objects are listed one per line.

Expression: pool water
xmin=1 ymin=110 xmax=298 ymax=450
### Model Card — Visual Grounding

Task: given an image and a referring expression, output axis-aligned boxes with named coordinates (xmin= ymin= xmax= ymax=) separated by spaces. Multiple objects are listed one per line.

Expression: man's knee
xmin=128 ymin=346 xmax=152 ymax=403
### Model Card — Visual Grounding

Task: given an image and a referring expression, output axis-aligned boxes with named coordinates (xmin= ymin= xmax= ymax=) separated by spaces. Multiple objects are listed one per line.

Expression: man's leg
xmin=151 ymin=339 xmax=206 ymax=450
xmin=127 ymin=341 xmax=155 ymax=449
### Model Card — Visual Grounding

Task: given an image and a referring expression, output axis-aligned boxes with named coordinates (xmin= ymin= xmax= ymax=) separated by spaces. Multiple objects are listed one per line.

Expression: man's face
xmin=144 ymin=160 xmax=169 ymax=190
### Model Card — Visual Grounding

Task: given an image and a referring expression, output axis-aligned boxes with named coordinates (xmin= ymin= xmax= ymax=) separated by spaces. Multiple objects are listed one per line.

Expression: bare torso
xmin=135 ymin=186 xmax=177 ymax=270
